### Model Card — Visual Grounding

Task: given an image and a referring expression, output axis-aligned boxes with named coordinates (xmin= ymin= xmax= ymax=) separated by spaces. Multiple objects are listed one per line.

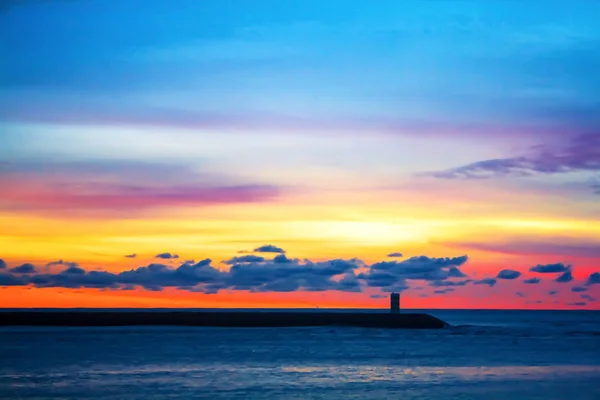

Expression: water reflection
xmin=6 ymin=363 xmax=599 ymax=391
xmin=281 ymin=364 xmax=600 ymax=384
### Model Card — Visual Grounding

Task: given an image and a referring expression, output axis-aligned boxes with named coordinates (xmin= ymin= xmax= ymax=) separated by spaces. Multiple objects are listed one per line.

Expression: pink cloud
xmin=0 ymin=160 xmax=280 ymax=216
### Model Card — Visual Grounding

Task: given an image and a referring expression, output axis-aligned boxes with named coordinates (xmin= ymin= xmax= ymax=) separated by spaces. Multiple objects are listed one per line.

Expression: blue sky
xmin=2 ymin=1 xmax=599 ymax=187
xmin=3 ymin=0 xmax=599 ymax=130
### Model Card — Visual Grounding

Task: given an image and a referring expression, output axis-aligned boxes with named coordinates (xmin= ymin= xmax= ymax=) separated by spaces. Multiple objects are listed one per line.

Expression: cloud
xmin=116 ymin=260 xmax=222 ymax=291
xmin=0 ymin=253 xmax=473 ymax=295
xmin=581 ymin=294 xmax=596 ymax=302
xmin=433 ymin=288 xmax=455 ymax=294
xmin=2 ymin=252 xmax=581 ymax=302
xmin=473 ymin=278 xmax=497 ymax=287
xmin=125 ymin=254 xmax=137 ymax=258
xmin=497 ymin=269 xmax=521 ymax=280
xmin=222 ymin=255 xmax=265 ymax=265
xmin=9 ymin=263 xmax=37 ymax=274
xmin=569 ymin=302 xmax=587 ymax=307
xmin=3 ymin=256 xmax=364 ymax=294
xmin=571 ymin=286 xmax=587 ymax=292
xmin=548 ymin=290 xmax=558 ymax=296
xmin=62 ymin=265 xmax=86 ymax=275
xmin=273 ymin=254 xmax=292 ymax=264
xmin=439 ymin=239 xmax=600 ymax=259
xmin=155 ymin=253 xmax=179 ymax=260
xmin=0 ymin=259 xmax=6 ymax=269
xmin=387 ymin=252 xmax=403 ymax=258
xmin=425 ymin=134 xmax=600 ymax=185
xmin=359 ymin=255 xmax=469 ymax=293
xmin=530 ymin=263 xmax=571 ymax=273
xmin=523 ymin=277 xmax=541 ymax=284
xmin=0 ymin=273 xmax=28 ymax=286
xmin=45 ymin=260 xmax=79 ymax=270
xmin=0 ymin=160 xmax=280 ymax=217
xmin=555 ymin=271 xmax=574 ymax=283
xmin=587 ymin=272 xmax=600 ymax=285
xmin=27 ymin=259 xmax=223 ymax=291
xmin=224 ymin=258 xmax=363 ymax=293
xmin=591 ymin=177 xmax=600 ymax=194
xmin=253 ymin=245 xmax=285 ymax=254
xmin=516 ymin=292 xmax=526 ymax=298
xmin=447 ymin=266 xmax=468 ymax=278
xmin=430 ymin=279 xmax=471 ymax=287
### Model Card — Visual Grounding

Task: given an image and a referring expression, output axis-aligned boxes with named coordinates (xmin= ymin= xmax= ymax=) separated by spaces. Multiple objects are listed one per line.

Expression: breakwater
xmin=0 ymin=311 xmax=448 ymax=329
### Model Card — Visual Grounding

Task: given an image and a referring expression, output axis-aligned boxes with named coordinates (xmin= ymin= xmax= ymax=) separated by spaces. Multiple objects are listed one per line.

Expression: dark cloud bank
xmin=1 ymin=252 xmax=598 ymax=303
xmin=0 ymin=253 xmax=471 ymax=294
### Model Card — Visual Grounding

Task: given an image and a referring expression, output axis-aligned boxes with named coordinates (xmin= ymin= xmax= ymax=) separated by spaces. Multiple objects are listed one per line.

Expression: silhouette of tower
xmin=390 ymin=293 xmax=400 ymax=313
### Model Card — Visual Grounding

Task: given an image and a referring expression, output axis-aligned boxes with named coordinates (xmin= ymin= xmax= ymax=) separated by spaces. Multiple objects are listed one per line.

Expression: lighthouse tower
xmin=390 ymin=293 xmax=400 ymax=313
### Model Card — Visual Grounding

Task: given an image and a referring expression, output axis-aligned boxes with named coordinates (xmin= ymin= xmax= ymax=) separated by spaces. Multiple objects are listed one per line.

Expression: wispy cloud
xmin=424 ymin=134 xmax=600 ymax=192
xmin=441 ymin=238 xmax=600 ymax=259
xmin=0 ymin=160 xmax=280 ymax=217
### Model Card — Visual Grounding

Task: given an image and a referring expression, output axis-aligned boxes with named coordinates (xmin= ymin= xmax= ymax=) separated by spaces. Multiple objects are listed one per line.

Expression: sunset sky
xmin=1 ymin=0 xmax=599 ymax=309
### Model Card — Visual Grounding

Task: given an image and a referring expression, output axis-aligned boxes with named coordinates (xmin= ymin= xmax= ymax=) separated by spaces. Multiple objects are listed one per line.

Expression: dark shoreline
xmin=0 ymin=311 xmax=448 ymax=329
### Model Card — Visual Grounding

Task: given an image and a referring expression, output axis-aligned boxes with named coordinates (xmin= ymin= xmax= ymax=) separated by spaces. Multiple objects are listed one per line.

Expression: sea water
xmin=1 ymin=309 xmax=599 ymax=399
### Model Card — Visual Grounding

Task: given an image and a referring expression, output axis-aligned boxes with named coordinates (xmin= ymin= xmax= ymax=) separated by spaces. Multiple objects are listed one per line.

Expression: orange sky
xmin=2 ymin=188 xmax=599 ymax=310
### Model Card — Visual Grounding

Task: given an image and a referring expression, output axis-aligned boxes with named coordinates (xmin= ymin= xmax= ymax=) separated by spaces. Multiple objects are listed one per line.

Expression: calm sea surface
xmin=1 ymin=309 xmax=599 ymax=399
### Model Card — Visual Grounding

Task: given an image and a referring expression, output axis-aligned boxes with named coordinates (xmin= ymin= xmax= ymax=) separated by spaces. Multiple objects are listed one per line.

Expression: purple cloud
xmin=591 ymin=177 xmax=600 ymax=194
xmin=444 ymin=239 xmax=600 ymax=259
xmin=425 ymin=134 xmax=600 ymax=193
xmin=0 ymin=160 xmax=280 ymax=216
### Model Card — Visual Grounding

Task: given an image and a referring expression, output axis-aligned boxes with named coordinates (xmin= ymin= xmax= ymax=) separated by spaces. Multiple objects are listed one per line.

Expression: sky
xmin=1 ymin=0 xmax=599 ymax=309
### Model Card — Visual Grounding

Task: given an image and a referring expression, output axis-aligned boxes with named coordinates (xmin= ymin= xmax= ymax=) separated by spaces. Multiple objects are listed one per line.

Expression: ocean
xmin=1 ymin=309 xmax=599 ymax=399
